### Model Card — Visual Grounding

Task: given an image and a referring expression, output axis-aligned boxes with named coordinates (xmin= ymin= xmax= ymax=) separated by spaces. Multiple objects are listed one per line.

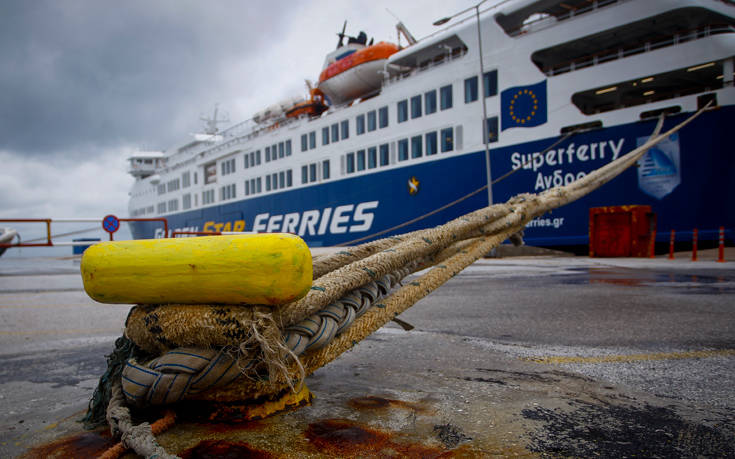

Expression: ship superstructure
xmin=128 ymin=0 xmax=735 ymax=247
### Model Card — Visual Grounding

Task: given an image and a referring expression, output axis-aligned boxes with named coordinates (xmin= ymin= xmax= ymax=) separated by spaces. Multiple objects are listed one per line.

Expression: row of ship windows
xmin=149 ymin=124 xmax=466 ymax=214
xmin=151 ymin=160 xmax=331 ymax=213
xmin=158 ymin=171 xmax=196 ymax=195
xmin=343 ymin=126 xmax=458 ymax=174
xmin=155 ymin=72 xmax=499 ymax=197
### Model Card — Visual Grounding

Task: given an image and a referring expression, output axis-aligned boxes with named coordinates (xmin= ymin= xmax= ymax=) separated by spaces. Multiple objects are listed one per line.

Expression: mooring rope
xmin=88 ymin=107 xmax=705 ymax=457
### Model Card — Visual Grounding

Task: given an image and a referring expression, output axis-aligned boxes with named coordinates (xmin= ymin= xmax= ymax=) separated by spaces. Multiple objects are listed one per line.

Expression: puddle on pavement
xmin=560 ymin=268 xmax=735 ymax=294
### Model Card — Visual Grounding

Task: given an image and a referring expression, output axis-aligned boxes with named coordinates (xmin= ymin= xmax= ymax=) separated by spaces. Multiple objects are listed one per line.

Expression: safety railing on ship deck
xmin=543 ymin=25 xmax=735 ymax=77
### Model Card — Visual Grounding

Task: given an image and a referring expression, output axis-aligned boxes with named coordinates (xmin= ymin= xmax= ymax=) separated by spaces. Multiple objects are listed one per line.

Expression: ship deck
xmin=1 ymin=250 xmax=734 ymax=457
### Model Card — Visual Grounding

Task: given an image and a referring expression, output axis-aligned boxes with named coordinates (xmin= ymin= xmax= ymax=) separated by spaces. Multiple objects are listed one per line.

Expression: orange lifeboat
xmin=285 ymin=88 xmax=329 ymax=119
xmin=317 ymin=37 xmax=399 ymax=105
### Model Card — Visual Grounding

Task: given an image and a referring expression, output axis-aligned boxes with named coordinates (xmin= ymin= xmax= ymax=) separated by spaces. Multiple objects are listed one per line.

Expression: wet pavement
xmin=0 ymin=250 xmax=733 ymax=457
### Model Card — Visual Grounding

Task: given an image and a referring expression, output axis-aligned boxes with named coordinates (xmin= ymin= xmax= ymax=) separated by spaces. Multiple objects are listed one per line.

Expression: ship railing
xmin=544 ymin=24 xmax=735 ymax=77
xmin=383 ymin=47 xmax=469 ymax=88
xmin=193 ymin=116 xmax=301 ymax=164
xmin=0 ymin=217 xmax=169 ymax=250
xmin=507 ymin=0 xmax=625 ymax=37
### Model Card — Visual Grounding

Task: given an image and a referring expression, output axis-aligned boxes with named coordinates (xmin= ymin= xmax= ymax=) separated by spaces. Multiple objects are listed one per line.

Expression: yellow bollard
xmin=81 ymin=234 xmax=312 ymax=305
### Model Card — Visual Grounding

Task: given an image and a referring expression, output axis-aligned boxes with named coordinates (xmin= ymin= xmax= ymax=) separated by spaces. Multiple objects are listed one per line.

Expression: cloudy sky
xmin=0 ymin=0 xmax=473 ymax=248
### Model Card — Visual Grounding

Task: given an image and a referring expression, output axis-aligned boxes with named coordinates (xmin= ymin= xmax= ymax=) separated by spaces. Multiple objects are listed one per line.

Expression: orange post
xmin=717 ymin=226 xmax=725 ymax=263
xmin=668 ymin=229 xmax=675 ymax=260
xmin=648 ymin=226 xmax=656 ymax=258
xmin=692 ymin=228 xmax=698 ymax=262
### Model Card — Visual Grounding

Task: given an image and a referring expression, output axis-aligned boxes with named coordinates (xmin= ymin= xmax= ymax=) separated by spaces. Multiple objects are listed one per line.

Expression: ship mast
xmin=200 ymin=103 xmax=230 ymax=135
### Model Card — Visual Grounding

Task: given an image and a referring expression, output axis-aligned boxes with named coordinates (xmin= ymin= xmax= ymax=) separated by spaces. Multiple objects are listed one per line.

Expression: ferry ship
xmin=127 ymin=0 xmax=735 ymax=248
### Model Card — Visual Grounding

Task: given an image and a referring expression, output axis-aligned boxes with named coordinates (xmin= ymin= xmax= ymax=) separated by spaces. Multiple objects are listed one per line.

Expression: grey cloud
xmin=0 ymin=0 xmax=297 ymax=157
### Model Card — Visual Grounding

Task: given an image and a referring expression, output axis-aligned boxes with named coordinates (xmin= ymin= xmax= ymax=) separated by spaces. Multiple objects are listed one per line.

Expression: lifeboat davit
xmin=317 ymin=31 xmax=399 ymax=106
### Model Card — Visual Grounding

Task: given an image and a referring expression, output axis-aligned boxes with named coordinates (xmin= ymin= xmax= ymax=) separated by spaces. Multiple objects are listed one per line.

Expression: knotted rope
xmin=87 ymin=108 xmax=704 ymax=459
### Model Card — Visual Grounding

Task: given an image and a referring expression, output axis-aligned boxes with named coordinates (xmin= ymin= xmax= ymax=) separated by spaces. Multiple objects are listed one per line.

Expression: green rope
xmin=81 ymin=335 xmax=149 ymax=429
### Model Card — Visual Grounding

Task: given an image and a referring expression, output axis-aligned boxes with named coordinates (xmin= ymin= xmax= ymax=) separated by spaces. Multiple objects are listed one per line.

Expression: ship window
xmin=273 ymin=173 xmax=279 ymax=189
xmin=202 ymin=189 xmax=215 ymax=205
xmin=398 ymin=139 xmax=409 ymax=161
xmin=182 ymin=171 xmax=191 ymax=188
xmin=356 ymin=114 xmax=365 ymax=135
xmin=485 ymin=116 xmax=499 ymax=143
xmin=286 ymin=140 xmax=292 ymax=156
xmin=368 ymin=147 xmax=377 ymax=169
xmin=340 ymin=120 xmax=349 ymax=140
xmin=266 ymin=175 xmax=271 ymax=191
xmin=367 ymin=110 xmax=376 ymax=131
xmin=266 ymin=146 xmax=272 ymax=161
xmin=410 ymin=95 xmax=422 ymax=119
xmin=158 ymin=202 xmax=167 ymax=213
xmin=309 ymin=131 xmax=316 ymax=149
xmin=331 ymin=123 xmax=339 ymax=142
xmin=245 ymin=180 xmax=250 ymax=196
xmin=257 ymin=177 xmax=262 ymax=193
xmin=168 ymin=199 xmax=178 ymax=212
xmin=464 ymin=76 xmax=478 ymax=103
xmin=572 ymin=60 xmax=728 ymax=115
xmin=411 ymin=135 xmax=423 ymax=158
xmin=278 ymin=142 xmax=284 ymax=158
xmin=484 ymin=70 xmax=498 ymax=98
xmin=441 ymin=128 xmax=454 ymax=152
xmin=220 ymin=184 xmax=236 ymax=201
xmin=301 ymin=166 xmax=308 ymax=184
xmin=379 ymin=144 xmax=389 ymax=166
xmin=279 ymin=171 xmax=285 ymax=189
xmin=300 ymin=135 xmax=307 ymax=152
xmin=309 ymin=163 xmax=317 ymax=182
xmin=346 ymin=153 xmax=355 ymax=173
xmin=221 ymin=159 xmax=235 ymax=176
xmin=244 ymin=154 xmax=250 ymax=169
xmin=194 ymin=172 xmax=198 ymax=185
xmin=287 ymin=169 xmax=293 ymax=187
xmin=397 ymin=100 xmax=408 ymax=123
xmin=357 ymin=150 xmax=366 ymax=171
xmin=425 ymin=90 xmax=437 ymax=114
xmin=426 ymin=131 xmax=437 ymax=156
xmin=272 ymin=144 xmax=278 ymax=159
xmin=323 ymin=160 xmax=330 ymax=179
xmin=256 ymin=151 xmax=261 ymax=165
xmin=183 ymin=194 xmax=191 ymax=209
xmin=158 ymin=184 xmax=166 ymax=195
xmin=440 ymin=85 xmax=453 ymax=110
xmin=322 ymin=127 xmax=330 ymax=145
xmin=204 ymin=163 xmax=217 ymax=184
xmin=378 ymin=106 xmax=389 ymax=128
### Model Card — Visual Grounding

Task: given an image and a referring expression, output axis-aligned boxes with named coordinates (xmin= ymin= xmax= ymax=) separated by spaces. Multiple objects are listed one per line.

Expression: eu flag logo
xmin=501 ymin=80 xmax=547 ymax=131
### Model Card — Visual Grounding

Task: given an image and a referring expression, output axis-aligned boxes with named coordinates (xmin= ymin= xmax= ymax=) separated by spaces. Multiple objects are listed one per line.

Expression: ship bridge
xmin=128 ymin=151 xmax=166 ymax=179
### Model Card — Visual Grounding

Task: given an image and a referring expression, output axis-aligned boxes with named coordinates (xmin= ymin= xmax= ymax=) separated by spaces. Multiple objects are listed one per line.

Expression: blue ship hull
xmin=129 ymin=107 xmax=735 ymax=247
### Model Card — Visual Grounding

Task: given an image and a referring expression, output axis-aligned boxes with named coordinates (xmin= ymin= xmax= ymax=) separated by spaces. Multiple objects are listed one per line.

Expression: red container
xmin=589 ymin=205 xmax=656 ymax=257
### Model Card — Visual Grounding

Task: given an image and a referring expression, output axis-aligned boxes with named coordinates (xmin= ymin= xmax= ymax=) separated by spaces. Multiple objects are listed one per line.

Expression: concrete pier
xmin=1 ymin=250 xmax=733 ymax=457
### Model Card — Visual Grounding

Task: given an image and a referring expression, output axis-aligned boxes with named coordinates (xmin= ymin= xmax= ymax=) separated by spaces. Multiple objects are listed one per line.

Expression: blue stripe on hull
xmin=129 ymin=106 xmax=735 ymax=246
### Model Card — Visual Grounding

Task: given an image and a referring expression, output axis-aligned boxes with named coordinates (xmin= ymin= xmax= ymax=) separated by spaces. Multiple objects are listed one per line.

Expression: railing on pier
xmin=0 ymin=217 xmax=168 ymax=249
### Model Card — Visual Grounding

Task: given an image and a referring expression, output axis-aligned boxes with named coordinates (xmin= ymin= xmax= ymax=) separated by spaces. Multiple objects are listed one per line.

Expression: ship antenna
xmin=200 ymin=103 xmax=229 ymax=135
xmin=336 ymin=20 xmax=347 ymax=48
